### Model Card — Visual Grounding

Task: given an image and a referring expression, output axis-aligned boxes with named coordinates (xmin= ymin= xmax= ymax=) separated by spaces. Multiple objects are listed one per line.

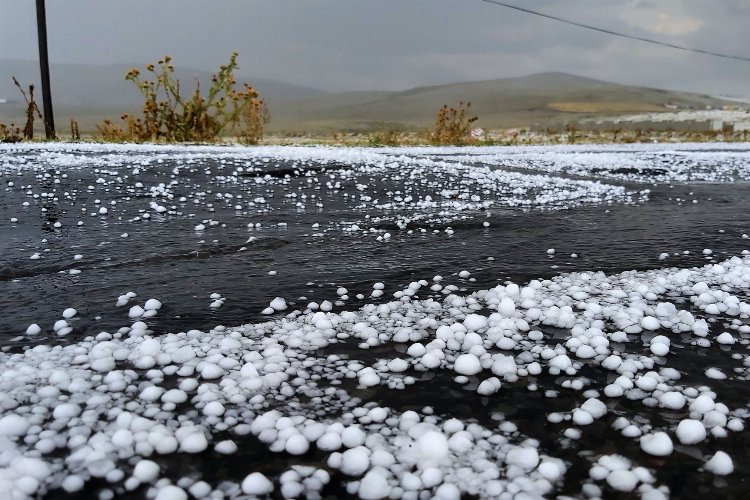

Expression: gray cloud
xmin=1 ymin=0 xmax=749 ymax=96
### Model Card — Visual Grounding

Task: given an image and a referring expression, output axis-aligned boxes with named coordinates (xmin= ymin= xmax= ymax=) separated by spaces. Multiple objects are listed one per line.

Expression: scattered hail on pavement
xmin=1 ymin=143 xmax=749 ymax=499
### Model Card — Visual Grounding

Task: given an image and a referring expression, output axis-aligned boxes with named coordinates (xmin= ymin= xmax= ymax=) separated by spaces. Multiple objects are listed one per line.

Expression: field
xmin=1 ymin=143 xmax=749 ymax=499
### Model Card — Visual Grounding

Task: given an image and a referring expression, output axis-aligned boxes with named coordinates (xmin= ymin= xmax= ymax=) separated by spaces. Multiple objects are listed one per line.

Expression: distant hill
xmin=0 ymin=62 xmax=737 ymax=134
xmin=270 ymin=72 xmax=737 ymax=133
xmin=0 ymin=60 xmax=328 ymax=107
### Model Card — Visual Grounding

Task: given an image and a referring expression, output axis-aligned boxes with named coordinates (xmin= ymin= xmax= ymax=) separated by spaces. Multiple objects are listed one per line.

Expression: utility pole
xmin=36 ymin=0 xmax=55 ymax=139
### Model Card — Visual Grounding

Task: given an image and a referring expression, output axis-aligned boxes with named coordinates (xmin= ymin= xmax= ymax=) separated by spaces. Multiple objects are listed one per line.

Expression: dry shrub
xmin=12 ymin=77 xmax=44 ymax=140
xmin=430 ymin=102 xmax=478 ymax=145
xmin=0 ymin=123 xmax=23 ymax=143
xmin=566 ymin=124 xmax=579 ymax=144
xmin=70 ymin=118 xmax=81 ymax=141
xmin=1 ymin=77 xmax=44 ymax=142
xmin=98 ymin=53 xmax=269 ymax=143
xmin=97 ymin=115 xmax=144 ymax=143
xmin=239 ymin=96 xmax=270 ymax=145
xmin=368 ymin=129 xmax=406 ymax=146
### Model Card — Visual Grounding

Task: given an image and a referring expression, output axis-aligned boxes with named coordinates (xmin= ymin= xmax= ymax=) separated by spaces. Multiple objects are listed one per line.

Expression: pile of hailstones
xmin=2 ymin=255 xmax=750 ymax=499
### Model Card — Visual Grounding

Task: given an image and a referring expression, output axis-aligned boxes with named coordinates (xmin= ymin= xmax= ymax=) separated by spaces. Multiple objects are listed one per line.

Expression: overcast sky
xmin=2 ymin=0 xmax=749 ymax=96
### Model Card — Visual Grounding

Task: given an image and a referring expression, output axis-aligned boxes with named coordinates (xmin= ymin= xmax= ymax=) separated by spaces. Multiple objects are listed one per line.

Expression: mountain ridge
xmin=0 ymin=61 xmax=738 ymax=134
xmin=269 ymin=71 xmax=731 ymax=132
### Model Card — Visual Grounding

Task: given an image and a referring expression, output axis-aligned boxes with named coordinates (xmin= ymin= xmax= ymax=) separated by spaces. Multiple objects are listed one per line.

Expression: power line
xmin=478 ymin=0 xmax=750 ymax=63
